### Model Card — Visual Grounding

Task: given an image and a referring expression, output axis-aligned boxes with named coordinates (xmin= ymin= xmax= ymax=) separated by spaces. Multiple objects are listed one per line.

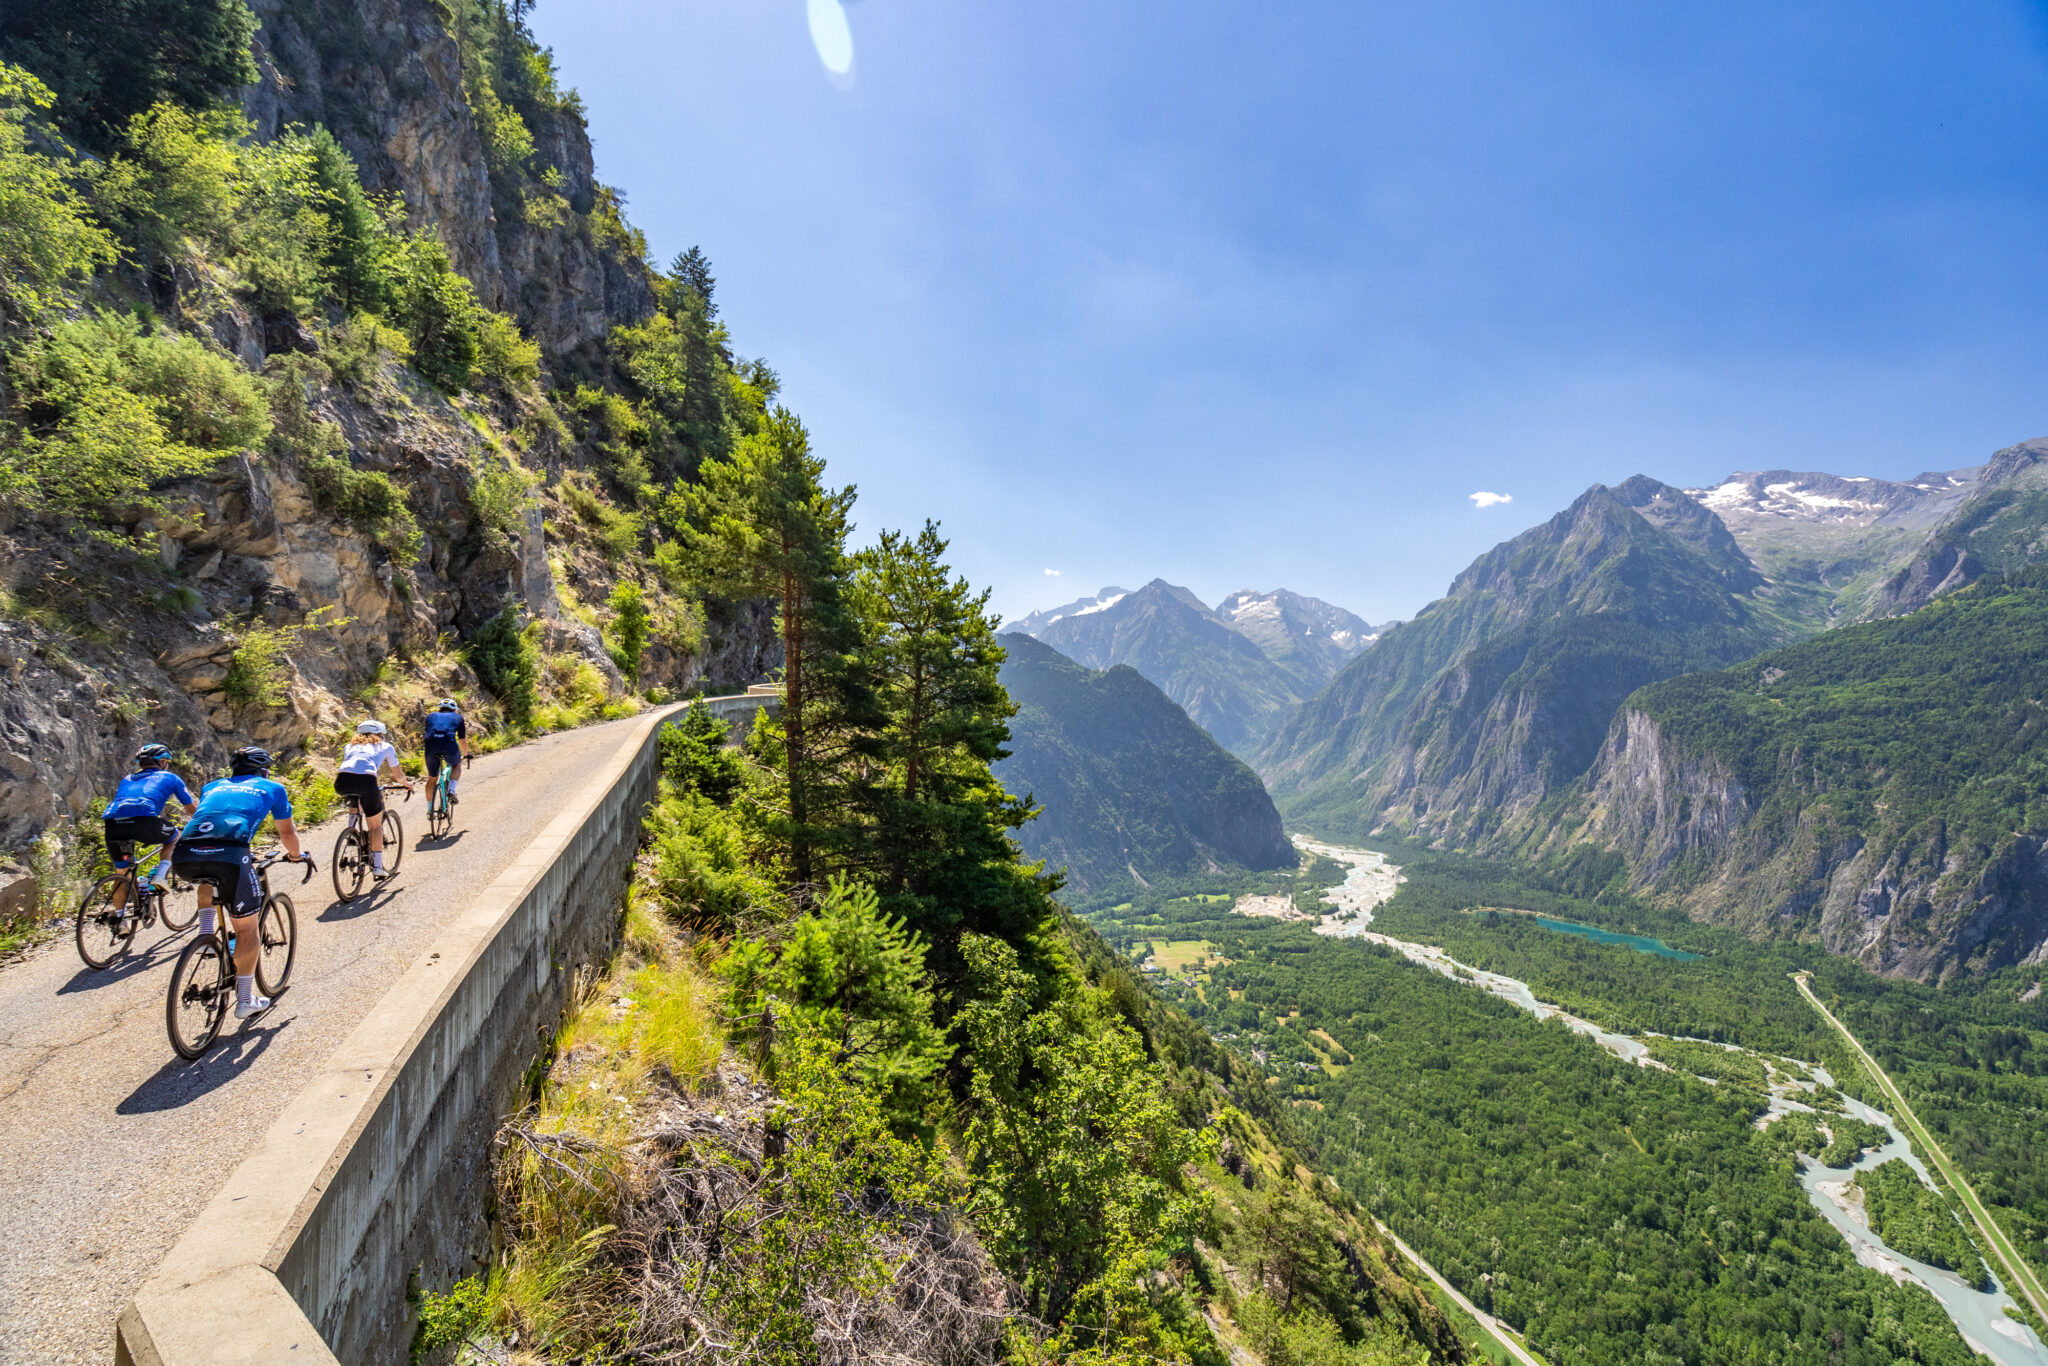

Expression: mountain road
xmin=0 ymin=712 xmax=662 ymax=1366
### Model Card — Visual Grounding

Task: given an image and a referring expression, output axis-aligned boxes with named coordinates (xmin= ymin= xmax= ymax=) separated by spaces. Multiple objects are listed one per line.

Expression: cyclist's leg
xmin=150 ymin=819 xmax=179 ymax=886
xmin=102 ymin=819 xmax=141 ymax=909
xmin=220 ymin=854 xmax=264 ymax=1002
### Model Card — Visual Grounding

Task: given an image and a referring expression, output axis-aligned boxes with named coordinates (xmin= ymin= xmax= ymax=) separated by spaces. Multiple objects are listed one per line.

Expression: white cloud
xmin=1043 ymin=567 xmax=1061 ymax=576
xmin=1469 ymin=491 xmax=1513 ymax=508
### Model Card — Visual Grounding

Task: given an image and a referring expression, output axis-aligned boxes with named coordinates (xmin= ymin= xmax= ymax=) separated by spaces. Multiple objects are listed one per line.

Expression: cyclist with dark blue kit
xmin=422 ymin=698 xmax=471 ymax=806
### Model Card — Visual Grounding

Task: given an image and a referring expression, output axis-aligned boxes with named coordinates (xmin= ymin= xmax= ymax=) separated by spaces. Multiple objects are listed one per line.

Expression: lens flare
xmin=807 ymin=0 xmax=854 ymax=78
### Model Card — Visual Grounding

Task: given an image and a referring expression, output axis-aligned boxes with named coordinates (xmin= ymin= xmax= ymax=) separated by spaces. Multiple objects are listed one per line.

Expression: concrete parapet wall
xmin=114 ymin=700 xmax=709 ymax=1365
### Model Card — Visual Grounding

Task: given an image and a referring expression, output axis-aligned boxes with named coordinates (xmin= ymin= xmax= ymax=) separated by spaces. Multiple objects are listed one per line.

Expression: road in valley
xmin=0 ymin=713 xmax=662 ymax=1365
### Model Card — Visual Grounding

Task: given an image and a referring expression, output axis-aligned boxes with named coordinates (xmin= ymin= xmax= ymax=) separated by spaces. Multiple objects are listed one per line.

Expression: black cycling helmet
xmin=229 ymin=745 xmax=275 ymax=776
xmin=133 ymin=742 xmax=172 ymax=767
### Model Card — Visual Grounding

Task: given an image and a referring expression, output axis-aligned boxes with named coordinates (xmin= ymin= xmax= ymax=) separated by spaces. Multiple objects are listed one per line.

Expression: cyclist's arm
xmin=384 ymin=752 xmax=415 ymax=790
xmin=275 ymin=817 xmax=303 ymax=861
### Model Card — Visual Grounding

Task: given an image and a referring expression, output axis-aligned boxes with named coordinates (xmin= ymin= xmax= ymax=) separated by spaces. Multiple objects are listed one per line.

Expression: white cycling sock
xmin=448 ymin=778 xmax=458 ymax=793
xmin=150 ymin=859 xmax=172 ymax=887
xmin=371 ymin=851 xmax=385 ymax=872
xmin=236 ymin=974 xmax=255 ymax=1008
xmin=200 ymin=908 xmax=218 ymax=937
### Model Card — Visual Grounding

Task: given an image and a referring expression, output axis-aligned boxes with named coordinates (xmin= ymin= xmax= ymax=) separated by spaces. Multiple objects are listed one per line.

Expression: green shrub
xmin=467 ymin=606 xmax=539 ymax=725
xmin=474 ymin=308 xmax=540 ymax=390
xmin=388 ymin=232 xmax=482 ymax=392
xmin=604 ymin=580 xmax=648 ymax=681
xmin=95 ymin=102 xmax=244 ymax=257
xmin=0 ymin=64 xmax=115 ymax=320
xmin=470 ymin=457 xmax=539 ymax=548
xmin=658 ymin=699 xmax=745 ymax=804
xmin=0 ymin=313 xmax=267 ymax=518
xmin=223 ymin=608 xmax=348 ymax=709
xmin=304 ymin=456 xmax=421 ymax=566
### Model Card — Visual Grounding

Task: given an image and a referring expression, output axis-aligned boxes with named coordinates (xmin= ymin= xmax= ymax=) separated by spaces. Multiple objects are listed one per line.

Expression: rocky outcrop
xmin=242 ymin=0 xmax=655 ymax=355
xmin=1568 ymin=709 xmax=1748 ymax=879
xmin=1547 ymin=708 xmax=2048 ymax=982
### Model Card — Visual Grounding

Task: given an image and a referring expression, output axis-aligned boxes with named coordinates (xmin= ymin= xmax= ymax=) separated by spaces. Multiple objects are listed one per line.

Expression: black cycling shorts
xmin=103 ymin=815 xmax=179 ymax=864
xmin=424 ymin=742 xmax=462 ymax=779
xmin=172 ymin=845 xmax=262 ymax=919
xmin=334 ymin=770 xmax=384 ymax=816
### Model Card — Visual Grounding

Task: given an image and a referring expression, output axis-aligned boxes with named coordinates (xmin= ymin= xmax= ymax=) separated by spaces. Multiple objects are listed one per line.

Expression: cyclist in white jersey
xmin=334 ymin=720 xmax=413 ymax=880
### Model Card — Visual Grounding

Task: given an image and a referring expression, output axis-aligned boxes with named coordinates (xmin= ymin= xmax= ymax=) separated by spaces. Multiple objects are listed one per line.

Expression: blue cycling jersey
xmin=104 ymin=769 xmax=195 ymax=820
xmin=423 ymin=710 xmax=467 ymax=742
xmin=180 ymin=776 xmax=293 ymax=847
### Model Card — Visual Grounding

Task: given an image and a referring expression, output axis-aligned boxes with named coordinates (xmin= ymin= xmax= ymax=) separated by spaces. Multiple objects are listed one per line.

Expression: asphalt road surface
xmin=0 ymin=714 xmax=655 ymax=1365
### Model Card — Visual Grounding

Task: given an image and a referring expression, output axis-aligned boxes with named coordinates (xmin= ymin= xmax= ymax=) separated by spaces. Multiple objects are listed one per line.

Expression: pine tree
xmin=668 ymin=244 xmax=716 ymax=317
xmin=851 ymin=520 xmax=1047 ymax=951
xmin=667 ymin=407 xmax=878 ymax=887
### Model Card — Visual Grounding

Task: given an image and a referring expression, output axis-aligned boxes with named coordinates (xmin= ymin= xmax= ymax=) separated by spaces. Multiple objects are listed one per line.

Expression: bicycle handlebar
xmin=254 ymin=851 xmax=318 ymax=882
xmin=380 ymin=783 xmax=413 ymax=801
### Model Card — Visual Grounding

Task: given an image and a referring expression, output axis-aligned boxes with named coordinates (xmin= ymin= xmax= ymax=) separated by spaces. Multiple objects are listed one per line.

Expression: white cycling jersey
xmin=338 ymin=740 xmax=400 ymax=775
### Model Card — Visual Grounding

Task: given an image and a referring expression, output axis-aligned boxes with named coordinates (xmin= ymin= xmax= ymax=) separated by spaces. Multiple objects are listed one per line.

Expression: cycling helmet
xmin=436 ymin=698 xmax=459 ymax=711
xmin=230 ymin=745 xmax=274 ymax=776
xmin=133 ymin=742 xmax=172 ymax=767
xmin=355 ymin=719 xmax=388 ymax=735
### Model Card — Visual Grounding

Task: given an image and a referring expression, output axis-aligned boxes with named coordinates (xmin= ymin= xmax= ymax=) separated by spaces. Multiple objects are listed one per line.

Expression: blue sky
xmin=531 ymin=1 xmax=2048 ymax=626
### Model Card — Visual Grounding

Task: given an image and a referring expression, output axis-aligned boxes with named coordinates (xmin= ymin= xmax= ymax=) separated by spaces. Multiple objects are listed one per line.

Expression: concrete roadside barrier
xmin=113 ymin=702 xmax=699 ymax=1364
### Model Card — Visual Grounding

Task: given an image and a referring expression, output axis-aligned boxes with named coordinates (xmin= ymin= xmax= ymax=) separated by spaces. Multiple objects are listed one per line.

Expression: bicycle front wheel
xmin=75 ymin=875 xmax=133 ymax=970
xmin=255 ymin=894 xmax=297 ymax=996
xmin=166 ymin=934 xmax=228 ymax=1060
xmin=332 ymin=830 xmax=365 ymax=901
xmin=382 ymin=812 xmax=404 ymax=875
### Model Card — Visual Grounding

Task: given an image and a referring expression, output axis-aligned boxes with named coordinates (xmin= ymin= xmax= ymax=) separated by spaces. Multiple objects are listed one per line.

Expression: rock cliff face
xmin=243 ymin=0 xmax=654 ymax=355
xmin=1542 ymin=593 xmax=2048 ymax=983
xmin=1269 ymin=478 xmax=1785 ymax=845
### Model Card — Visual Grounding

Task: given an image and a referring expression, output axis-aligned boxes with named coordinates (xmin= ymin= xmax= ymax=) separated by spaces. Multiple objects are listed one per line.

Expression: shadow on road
xmin=317 ymin=881 xmax=402 ymax=922
xmin=413 ymin=830 xmax=466 ymax=852
xmin=116 ymin=1014 xmax=294 ymax=1113
xmin=55 ymin=934 xmax=189 ymax=994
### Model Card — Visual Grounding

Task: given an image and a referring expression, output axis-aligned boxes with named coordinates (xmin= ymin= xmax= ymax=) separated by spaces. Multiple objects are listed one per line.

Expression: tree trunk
xmin=782 ymin=558 xmax=809 ymax=887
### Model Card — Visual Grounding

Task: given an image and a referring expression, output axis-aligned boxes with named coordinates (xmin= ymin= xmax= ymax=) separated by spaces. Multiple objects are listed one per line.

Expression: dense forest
xmin=1082 ymin=842 xmax=2048 ymax=1365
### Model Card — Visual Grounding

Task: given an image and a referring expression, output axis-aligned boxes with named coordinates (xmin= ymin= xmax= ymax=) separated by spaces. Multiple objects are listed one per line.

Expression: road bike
xmin=331 ymin=784 xmax=410 ymax=902
xmin=74 ymin=845 xmax=196 ymax=970
xmin=165 ymin=852 xmax=309 ymax=1060
xmin=425 ymin=761 xmax=456 ymax=840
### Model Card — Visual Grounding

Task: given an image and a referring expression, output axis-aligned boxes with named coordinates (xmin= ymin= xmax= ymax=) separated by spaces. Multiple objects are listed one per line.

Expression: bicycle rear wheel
xmin=332 ymin=829 xmax=365 ymax=901
xmin=75 ymin=875 xmax=133 ymax=970
xmin=255 ymin=894 xmax=297 ymax=996
xmin=166 ymin=935 xmax=228 ymax=1060
xmin=383 ymin=812 xmax=404 ymax=874
xmin=156 ymin=877 xmax=197 ymax=932
xmin=427 ymin=782 xmax=450 ymax=839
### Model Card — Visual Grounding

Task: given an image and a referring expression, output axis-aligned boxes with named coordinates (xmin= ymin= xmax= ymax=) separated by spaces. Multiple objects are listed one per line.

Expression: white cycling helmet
xmin=355 ymin=719 xmax=388 ymax=735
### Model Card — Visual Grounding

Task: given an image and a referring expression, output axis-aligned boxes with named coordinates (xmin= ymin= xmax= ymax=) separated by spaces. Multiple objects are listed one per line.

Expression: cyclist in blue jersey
xmin=172 ymin=747 xmax=310 ymax=1018
xmin=421 ymin=698 xmax=471 ymax=807
xmin=101 ymin=743 xmax=197 ymax=924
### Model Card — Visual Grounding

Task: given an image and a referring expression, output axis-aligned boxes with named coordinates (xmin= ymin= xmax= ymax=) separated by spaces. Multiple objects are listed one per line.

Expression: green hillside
xmin=997 ymin=633 xmax=1296 ymax=897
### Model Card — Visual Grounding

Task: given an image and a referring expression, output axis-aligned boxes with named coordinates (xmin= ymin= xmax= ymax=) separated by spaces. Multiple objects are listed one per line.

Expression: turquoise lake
xmin=1529 ymin=916 xmax=1701 ymax=960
